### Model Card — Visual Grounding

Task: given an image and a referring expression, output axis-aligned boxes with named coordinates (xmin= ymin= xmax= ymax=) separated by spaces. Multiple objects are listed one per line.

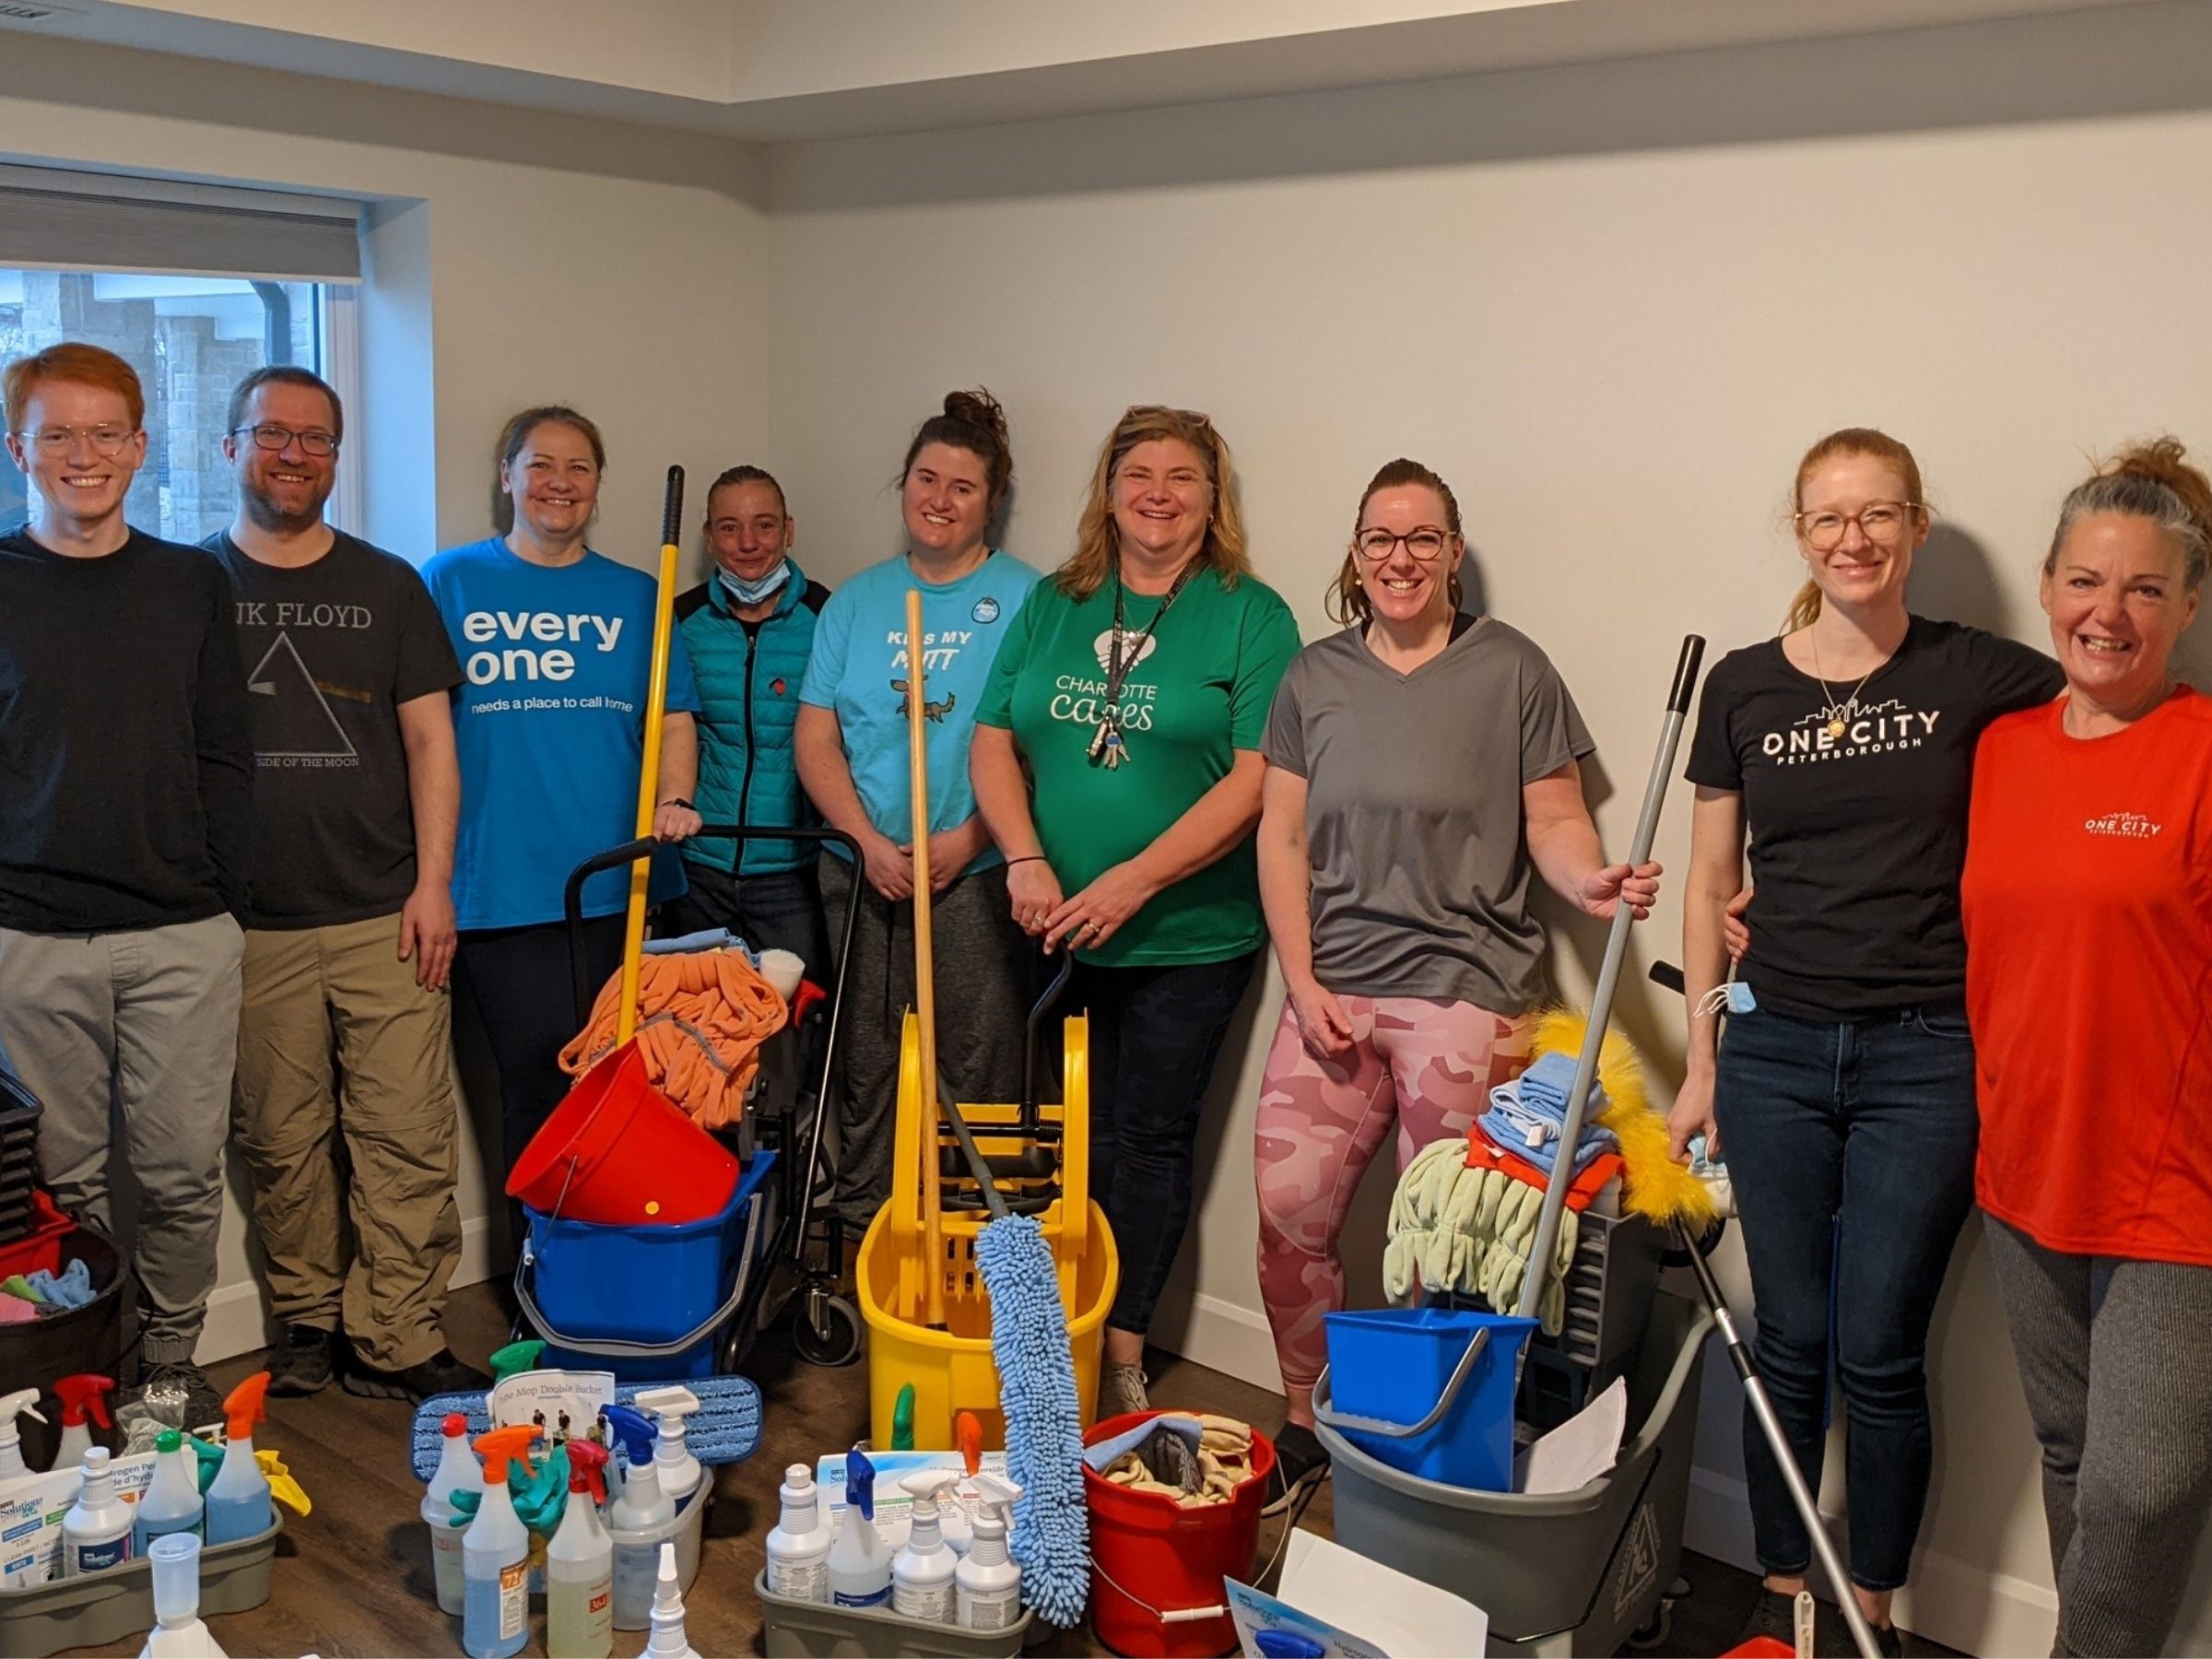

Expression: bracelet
xmin=659 ymin=796 xmax=696 ymax=810
xmin=1005 ymin=854 xmax=1046 ymax=866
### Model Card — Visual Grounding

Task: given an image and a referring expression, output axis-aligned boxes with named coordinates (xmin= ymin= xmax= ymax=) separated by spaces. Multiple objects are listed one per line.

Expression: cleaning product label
xmin=71 ymin=1532 xmax=133 ymax=1573
xmin=766 ymin=1555 xmax=826 ymax=1602
xmin=964 ymin=1586 xmax=1020 ymax=1630
xmin=497 ymin=1559 xmax=527 ymax=1637
xmin=894 ymin=1581 xmax=952 ymax=1624
xmin=832 ymin=1581 xmax=891 ymax=1609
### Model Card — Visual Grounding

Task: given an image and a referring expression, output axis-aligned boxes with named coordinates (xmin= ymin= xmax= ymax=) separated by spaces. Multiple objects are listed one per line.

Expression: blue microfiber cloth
xmin=974 ymin=1213 xmax=1088 ymax=1629
xmin=1481 ymin=1064 xmax=1618 ymax=1179
xmin=644 ymin=926 xmax=756 ymax=960
xmin=1512 ymin=1050 xmax=1580 ymax=1112
xmin=1081 ymin=1413 xmax=1203 ymax=1475
xmin=27 ymin=1259 xmax=95 ymax=1309
xmin=407 ymin=1373 xmax=760 ymax=1482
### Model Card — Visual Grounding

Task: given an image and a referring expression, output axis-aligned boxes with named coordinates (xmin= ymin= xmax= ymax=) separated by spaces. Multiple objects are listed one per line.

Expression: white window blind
xmin=0 ymin=165 xmax=360 ymax=283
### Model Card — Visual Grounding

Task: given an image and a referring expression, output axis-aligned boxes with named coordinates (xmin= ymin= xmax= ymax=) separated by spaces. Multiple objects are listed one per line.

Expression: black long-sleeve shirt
xmin=0 ymin=526 xmax=253 ymax=934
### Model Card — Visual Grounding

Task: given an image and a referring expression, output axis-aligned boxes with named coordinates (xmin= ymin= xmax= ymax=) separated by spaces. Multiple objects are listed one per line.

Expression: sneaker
xmin=1264 ymin=1421 xmax=1331 ymax=1516
xmin=124 ymin=1361 xmax=229 ymax=1438
xmin=343 ymin=1347 xmax=492 ymax=1404
xmin=1822 ymin=1614 xmax=1905 ymax=1658
xmin=1735 ymin=1587 xmax=1797 ymax=1653
xmin=265 ymin=1324 xmax=335 ymax=1397
xmin=1099 ymin=1362 xmax=1150 ymax=1419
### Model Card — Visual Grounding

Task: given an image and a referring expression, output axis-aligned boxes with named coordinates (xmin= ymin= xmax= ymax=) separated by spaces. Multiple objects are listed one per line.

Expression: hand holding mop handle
xmin=617 ymin=465 xmax=686 ymax=1046
xmin=1516 ymin=634 xmax=1702 ymax=1323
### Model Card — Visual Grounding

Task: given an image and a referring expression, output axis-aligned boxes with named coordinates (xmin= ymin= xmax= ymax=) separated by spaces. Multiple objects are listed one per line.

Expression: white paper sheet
xmin=1513 ymin=1374 xmax=1628 ymax=1496
xmin=1228 ymin=1530 xmax=1488 ymax=1656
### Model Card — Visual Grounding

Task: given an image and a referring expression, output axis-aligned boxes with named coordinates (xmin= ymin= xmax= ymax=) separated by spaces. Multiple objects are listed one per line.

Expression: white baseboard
xmin=1684 ymin=1466 xmax=2058 ymax=1657
xmin=194 ymin=1214 xmax=500 ymax=1366
xmin=1147 ymin=1287 xmax=1286 ymax=1393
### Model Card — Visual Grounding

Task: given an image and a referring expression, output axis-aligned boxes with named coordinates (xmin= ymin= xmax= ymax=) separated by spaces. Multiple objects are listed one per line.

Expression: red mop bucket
xmin=1084 ymin=1410 xmax=1276 ymax=1658
xmin=506 ymin=1042 xmax=737 ymax=1226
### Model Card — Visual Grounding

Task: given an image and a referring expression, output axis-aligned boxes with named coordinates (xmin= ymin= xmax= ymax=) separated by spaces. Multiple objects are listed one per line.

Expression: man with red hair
xmin=0 ymin=342 xmax=251 ymax=1425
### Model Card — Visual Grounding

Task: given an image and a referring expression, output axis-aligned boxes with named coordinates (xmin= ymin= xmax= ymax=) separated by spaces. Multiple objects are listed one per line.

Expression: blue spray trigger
xmin=846 ymin=1447 xmax=875 ymax=1524
xmin=599 ymin=1404 xmax=656 ymax=1470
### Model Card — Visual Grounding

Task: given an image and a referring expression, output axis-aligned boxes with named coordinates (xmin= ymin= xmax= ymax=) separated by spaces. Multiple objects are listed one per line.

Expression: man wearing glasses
xmin=204 ymin=368 xmax=485 ymax=1404
xmin=0 ymin=343 xmax=252 ymax=1428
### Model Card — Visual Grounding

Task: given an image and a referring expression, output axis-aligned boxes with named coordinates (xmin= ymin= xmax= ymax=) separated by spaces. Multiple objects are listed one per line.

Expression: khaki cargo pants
xmin=233 ymin=912 xmax=462 ymax=1371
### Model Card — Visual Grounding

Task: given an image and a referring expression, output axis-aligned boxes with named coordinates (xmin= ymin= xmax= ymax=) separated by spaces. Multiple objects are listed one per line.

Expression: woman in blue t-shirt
xmin=794 ymin=390 xmax=1041 ymax=1233
xmin=423 ymin=406 xmax=703 ymax=1210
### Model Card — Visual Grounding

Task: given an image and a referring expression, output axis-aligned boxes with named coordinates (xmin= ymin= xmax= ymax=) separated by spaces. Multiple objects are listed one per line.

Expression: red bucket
xmin=506 ymin=1042 xmax=738 ymax=1226
xmin=1084 ymin=1410 xmax=1276 ymax=1657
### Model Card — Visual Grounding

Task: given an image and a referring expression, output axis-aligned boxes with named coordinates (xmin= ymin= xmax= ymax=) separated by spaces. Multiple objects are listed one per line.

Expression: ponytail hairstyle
xmin=2044 ymin=436 xmax=2212 ymax=594
xmin=899 ymin=389 xmax=1014 ymax=517
xmin=491 ymin=405 xmax=605 ymax=535
xmin=1783 ymin=427 xmax=1927 ymax=633
xmin=1057 ymin=404 xmax=1251 ymax=602
xmin=1328 ymin=457 xmax=1465 ymax=627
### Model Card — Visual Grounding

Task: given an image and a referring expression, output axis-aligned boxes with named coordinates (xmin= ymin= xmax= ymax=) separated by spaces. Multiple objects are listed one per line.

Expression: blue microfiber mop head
xmin=972 ymin=1213 xmax=1088 ymax=1629
xmin=406 ymin=1374 xmax=760 ymax=1482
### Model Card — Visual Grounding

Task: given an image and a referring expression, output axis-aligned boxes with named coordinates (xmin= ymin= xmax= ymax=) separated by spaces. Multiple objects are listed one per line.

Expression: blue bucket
xmin=1318 ymin=1306 xmax=1536 ymax=1491
xmin=522 ymin=1150 xmax=775 ymax=1382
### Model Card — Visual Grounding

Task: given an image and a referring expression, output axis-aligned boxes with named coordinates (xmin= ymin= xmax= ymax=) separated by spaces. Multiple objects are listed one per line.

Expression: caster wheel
xmin=1626 ymin=1603 xmax=1671 ymax=1650
xmin=794 ymin=1291 xmax=863 ymax=1367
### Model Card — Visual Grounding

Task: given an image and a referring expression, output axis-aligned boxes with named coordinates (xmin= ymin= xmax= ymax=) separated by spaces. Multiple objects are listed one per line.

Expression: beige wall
xmin=0 ymin=30 xmax=770 ymax=1364
xmin=762 ymin=5 xmax=2212 ymax=1653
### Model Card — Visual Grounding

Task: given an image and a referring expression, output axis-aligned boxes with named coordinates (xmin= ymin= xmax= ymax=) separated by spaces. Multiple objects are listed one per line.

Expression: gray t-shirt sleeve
xmin=1519 ymin=656 xmax=1596 ymax=783
xmin=1262 ymin=657 xmax=1309 ymax=777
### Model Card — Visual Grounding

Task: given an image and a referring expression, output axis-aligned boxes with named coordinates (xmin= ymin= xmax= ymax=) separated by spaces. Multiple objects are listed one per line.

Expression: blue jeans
xmin=666 ymin=859 xmax=830 ymax=977
xmin=1712 ymin=999 xmax=1979 ymax=1592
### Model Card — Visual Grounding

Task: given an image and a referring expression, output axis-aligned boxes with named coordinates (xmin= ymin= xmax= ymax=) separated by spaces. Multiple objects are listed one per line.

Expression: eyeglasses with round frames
xmin=1794 ymin=501 xmax=1920 ymax=551
xmin=1355 ymin=526 xmax=1453 ymax=562
xmin=19 ymin=425 xmax=137 ymax=458
xmin=231 ymin=423 xmax=339 ymax=457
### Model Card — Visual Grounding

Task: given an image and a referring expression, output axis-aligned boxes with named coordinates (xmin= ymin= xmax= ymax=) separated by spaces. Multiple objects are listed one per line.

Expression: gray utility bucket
xmin=1317 ymin=1290 xmax=1714 ymax=1657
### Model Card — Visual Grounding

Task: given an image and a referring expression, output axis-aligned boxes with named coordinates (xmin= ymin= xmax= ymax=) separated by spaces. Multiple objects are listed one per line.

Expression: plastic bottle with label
xmin=203 ymin=1374 xmax=273 ymax=1546
xmin=422 ymin=1412 xmax=483 ymax=1617
xmin=603 ymin=1405 xmax=676 ymax=1630
xmin=62 ymin=1447 xmax=134 ymax=1576
xmin=134 ymin=1430 xmax=206 ymax=1552
xmin=892 ymin=1471 xmax=959 ymax=1625
xmin=462 ymin=1426 xmax=541 ymax=1659
xmin=826 ymin=1448 xmax=890 ymax=1609
xmin=547 ymin=1439 xmax=614 ymax=1659
xmin=956 ymin=1475 xmax=1023 ymax=1631
xmin=763 ymin=1462 xmax=830 ymax=1603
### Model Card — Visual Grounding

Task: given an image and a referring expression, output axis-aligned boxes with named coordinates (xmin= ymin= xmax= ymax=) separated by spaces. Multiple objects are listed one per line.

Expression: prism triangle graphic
xmin=246 ymin=631 xmax=357 ymax=759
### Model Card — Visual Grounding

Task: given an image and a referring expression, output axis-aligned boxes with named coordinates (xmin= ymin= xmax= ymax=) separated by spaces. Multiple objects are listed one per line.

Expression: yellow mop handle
xmin=618 ymin=465 xmax=685 ymax=1045
xmin=906 ymin=587 xmax=947 ymax=1328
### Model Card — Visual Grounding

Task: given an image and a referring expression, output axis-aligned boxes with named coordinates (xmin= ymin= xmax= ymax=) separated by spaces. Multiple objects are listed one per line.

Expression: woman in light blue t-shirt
xmin=794 ymin=390 xmax=1041 ymax=1230
xmin=424 ymin=406 xmax=702 ymax=1216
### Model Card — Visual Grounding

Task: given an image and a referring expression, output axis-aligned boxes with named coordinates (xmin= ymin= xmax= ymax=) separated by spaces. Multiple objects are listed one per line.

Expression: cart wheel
xmin=794 ymin=1293 xmax=863 ymax=1368
xmin=1626 ymin=1603 xmax=1671 ymax=1650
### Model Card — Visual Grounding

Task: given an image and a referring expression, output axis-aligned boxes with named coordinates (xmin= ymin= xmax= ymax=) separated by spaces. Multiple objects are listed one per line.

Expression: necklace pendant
xmin=1825 ymin=718 xmax=1847 ymax=739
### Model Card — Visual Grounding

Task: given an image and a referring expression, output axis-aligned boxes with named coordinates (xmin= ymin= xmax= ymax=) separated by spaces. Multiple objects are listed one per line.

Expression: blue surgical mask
xmin=719 ymin=559 xmax=790 ymax=606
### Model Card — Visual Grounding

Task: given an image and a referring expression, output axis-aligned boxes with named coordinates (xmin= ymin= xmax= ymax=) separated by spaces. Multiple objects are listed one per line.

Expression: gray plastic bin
xmin=1318 ymin=1291 xmax=1712 ymax=1657
xmin=0 ymin=1515 xmax=282 ymax=1659
xmin=756 ymin=1571 xmax=1032 ymax=1657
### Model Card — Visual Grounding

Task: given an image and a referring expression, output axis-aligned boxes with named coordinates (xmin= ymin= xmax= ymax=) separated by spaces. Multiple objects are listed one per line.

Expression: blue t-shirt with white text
xmin=424 ymin=537 xmax=701 ymax=929
xmin=798 ymin=551 xmax=1040 ymax=876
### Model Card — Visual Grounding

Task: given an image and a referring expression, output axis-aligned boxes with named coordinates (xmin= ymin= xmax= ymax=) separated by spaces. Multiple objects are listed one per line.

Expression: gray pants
xmin=818 ymin=855 xmax=1032 ymax=1230
xmin=1985 ymin=1216 xmax=2212 ymax=1657
xmin=0 ymin=915 xmax=243 ymax=1364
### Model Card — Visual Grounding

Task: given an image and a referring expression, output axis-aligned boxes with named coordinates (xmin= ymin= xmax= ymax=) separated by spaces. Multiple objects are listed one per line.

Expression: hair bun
xmin=941 ymin=388 xmax=1007 ymax=443
xmin=2107 ymin=435 xmax=2212 ymax=544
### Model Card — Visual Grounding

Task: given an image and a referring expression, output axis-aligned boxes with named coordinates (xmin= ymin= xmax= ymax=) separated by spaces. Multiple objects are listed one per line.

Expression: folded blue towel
xmin=1480 ymin=1070 xmax=1618 ymax=1178
xmin=1512 ymin=1050 xmax=1580 ymax=1112
xmin=1081 ymin=1413 xmax=1203 ymax=1475
xmin=27 ymin=1258 xmax=95 ymax=1310
xmin=644 ymin=926 xmax=754 ymax=958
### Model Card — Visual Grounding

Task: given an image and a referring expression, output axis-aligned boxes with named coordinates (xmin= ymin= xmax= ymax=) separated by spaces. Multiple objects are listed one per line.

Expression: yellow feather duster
xmin=1531 ymin=1006 xmax=1714 ymax=1233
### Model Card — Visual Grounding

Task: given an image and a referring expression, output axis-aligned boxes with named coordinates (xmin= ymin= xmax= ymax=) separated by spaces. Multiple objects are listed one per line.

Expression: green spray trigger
xmin=892 ymin=1383 xmax=915 ymax=1451
xmin=489 ymin=1338 xmax=546 ymax=1383
xmin=186 ymin=1433 xmax=224 ymax=1494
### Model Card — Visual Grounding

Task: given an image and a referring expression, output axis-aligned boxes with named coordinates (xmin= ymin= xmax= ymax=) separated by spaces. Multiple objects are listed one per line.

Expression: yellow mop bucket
xmin=857 ymin=1003 xmax=1116 ymax=1451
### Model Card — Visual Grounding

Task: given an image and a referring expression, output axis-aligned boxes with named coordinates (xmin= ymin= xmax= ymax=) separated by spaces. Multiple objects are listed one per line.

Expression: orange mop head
xmin=1530 ymin=1006 xmax=1714 ymax=1234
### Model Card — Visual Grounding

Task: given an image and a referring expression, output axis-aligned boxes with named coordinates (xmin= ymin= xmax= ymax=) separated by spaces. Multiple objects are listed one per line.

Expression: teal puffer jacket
xmin=674 ymin=562 xmax=830 ymax=875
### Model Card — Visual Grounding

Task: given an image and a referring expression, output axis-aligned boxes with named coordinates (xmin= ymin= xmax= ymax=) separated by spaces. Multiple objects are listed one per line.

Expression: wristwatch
xmin=660 ymin=796 xmax=696 ymax=810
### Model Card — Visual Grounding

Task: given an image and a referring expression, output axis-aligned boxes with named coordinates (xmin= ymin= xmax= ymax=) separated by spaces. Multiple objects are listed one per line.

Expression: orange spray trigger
xmin=473 ymin=1424 xmax=543 ymax=1485
xmin=54 ymin=1374 xmax=115 ymax=1430
xmin=957 ymin=1411 xmax=983 ymax=1476
xmin=222 ymin=1371 xmax=271 ymax=1440
xmin=565 ymin=1437 xmax=609 ymax=1504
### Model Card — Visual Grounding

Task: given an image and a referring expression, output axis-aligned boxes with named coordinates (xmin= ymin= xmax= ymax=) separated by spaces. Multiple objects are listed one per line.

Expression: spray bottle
xmin=0 ymin=1388 xmax=45 ymax=1482
xmin=137 ymin=1533 xmax=229 ymax=1658
xmin=203 ymin=1373 xmax=273 ymax=1545
xmin=763 ymin=1463 xmax=830 ymax=1603
xmin=644 ymin=1540 xmax=700 ymax=1659
xmin=134 ymin=1430 xmax=206 ymax=1551
xmin=631 ymin=1386 xmax=700 ymax=1510
xmin=826 ymin=1446 xmax=890 ymax=1609
xmin=462 ymin=1426 xmax=541 ymax=1659
xmin=62 ymin=1446 xmax=134 ymax=1575
xmin=893 ymin=1471 xmax=959 ymax=1625
xmin=602 ymin=1405 xmax=674 ymax=1630
xmin=547 ymin=1438 xmax=613 ymax=1659
xmin=53 ymin=1375 xmax=114 ymax=1468
xmin=422 ymin=1412 xmax=482 ymax=1617
xmin=956 ymin=1475 xmax=1023 ymax=1631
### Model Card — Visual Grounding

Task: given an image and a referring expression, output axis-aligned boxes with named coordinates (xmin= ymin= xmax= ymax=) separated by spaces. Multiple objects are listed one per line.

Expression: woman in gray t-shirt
xmin=1251 ymin=457 xmax=1658 ymax=1500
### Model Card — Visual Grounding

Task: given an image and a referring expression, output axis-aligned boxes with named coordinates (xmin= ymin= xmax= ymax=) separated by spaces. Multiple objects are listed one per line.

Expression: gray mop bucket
xmin=1316 ymin=1290 xmax=1713 ymax=1657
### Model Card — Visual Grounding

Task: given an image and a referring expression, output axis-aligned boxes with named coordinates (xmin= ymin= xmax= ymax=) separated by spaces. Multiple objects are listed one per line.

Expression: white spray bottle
xmin=763 ymin=1462 xmax=830 ymax=1603
xmin=644 ymin=1540 xmax=700 ymax=1659
xmin=422 ymin=1412 xmax=483 ymax=1618
xmin=0 ymin=1388 xmax=45 ymax=1483
xmin=826 ymin=1447 xmax=890 ymax=1609
xmin=546 ymin=1439 xmax=613 ymax=1659
xmin=603 ymin=1405 xmax=675 ymax=1631
xmin=957 ymin=1475 xmax=1024 ymax=1631
xmin=62 ymin=1447 xmax=135 ymax=1575
xmin=893 ymin=1471 xmax=959 ymax=1625
xmin=137 ymin=1533 xmax=229 ymax=1657
xmin=631 ymin=1386 xmax=701 ymax=1509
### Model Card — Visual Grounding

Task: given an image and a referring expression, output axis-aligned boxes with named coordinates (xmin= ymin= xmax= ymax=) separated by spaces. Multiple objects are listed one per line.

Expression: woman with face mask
xmin=1964 ymin=440 xmax=2212 ymax=1659
xmin=667 ymin=465 xmax=832 ymax=971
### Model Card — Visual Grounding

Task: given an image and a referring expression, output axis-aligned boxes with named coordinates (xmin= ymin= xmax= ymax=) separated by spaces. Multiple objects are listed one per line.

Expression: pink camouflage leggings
xmin=1254 ymin=993 xmax=1534 ymax=1408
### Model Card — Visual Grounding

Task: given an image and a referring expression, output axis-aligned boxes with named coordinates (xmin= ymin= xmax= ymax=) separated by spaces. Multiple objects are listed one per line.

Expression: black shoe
xmin=343 ymin=1347 xmax=492 ymax=1404
xmin=1735 ymin=1587 xmax=1797 ymax=1652
xmin=1264 ymin=1422 xmax=1331 ymax=1517
xmin=1821 ymin=1613 xmax=1905 ymax=1658
xmin=124 ymin=1361 xmax=229 ymax=1438
xmin=265 ymin=1324 xmax=335 ymax=1397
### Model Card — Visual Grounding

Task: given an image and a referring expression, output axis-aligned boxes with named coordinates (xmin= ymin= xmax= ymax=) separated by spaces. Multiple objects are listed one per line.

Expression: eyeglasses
xmin=1354 ymin=527 xmax=1453 ymax=562
xmin=19 ymin=425 xmax=137 ymax=458
xmin=1794 ymin=501 xmax=1920 ymax=551
xmin=231 ymin=423 xmax=339 ymax=457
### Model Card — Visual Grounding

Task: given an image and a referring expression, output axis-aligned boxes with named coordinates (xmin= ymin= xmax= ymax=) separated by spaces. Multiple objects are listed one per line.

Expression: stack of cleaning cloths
xmin=1479 ymin=1051 xmax=1618 ymax=1177
xmin=0 ymin=1256 xmax=96 ymax=1318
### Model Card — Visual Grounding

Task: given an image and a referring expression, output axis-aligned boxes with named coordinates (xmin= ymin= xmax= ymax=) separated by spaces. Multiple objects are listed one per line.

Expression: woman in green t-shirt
xmin=973 ymin=405 xmax=1300 ymax=1420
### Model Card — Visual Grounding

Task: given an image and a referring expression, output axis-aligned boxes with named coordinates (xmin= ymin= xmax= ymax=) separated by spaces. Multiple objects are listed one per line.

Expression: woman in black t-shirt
xmin=1668 ymin=429 xmax=2061 ymax=1655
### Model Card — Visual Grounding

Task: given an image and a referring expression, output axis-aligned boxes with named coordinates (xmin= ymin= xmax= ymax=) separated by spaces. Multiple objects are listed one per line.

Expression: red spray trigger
xmin=566 ymin=1437 xmax=609 ymax=1504
xmin=54 ymin=1374 xmax=114 ymax=1430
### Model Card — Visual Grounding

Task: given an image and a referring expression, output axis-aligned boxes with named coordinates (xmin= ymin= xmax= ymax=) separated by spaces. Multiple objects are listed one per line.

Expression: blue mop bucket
xmin=518 ymin=1150 xmax=776 ymax=1382
xmin=1315 ymin=1306 xmax=1536 ymax=1491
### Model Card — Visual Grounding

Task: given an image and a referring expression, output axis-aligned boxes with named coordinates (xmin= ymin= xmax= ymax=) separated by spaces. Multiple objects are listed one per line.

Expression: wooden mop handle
xmin=905 ymin=587 xmax=947 ymax=1326
xmin=618 ymin=465 xmax=686 ymax=1046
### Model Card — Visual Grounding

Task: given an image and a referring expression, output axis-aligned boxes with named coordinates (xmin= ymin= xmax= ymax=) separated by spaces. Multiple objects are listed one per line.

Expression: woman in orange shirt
xmin=1963 ymin=440 xmax=2212 ymax=1659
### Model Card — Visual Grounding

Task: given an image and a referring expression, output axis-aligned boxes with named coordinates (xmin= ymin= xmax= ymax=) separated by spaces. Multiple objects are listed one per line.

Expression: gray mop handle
xmin=1516 ymin=635 xmax=1702 ymax=1321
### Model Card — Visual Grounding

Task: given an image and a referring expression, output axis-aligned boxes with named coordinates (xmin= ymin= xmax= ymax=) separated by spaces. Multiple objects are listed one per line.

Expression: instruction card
xmin=1226 ymin=1530 xmax=1488 ymax=1657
